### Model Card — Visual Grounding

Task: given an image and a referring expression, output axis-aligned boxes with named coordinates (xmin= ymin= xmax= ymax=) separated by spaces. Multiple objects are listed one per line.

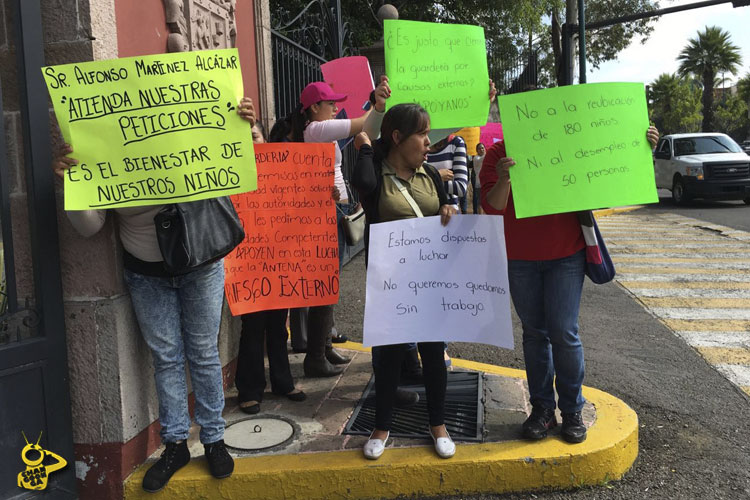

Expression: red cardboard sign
xmin=224 ymin=142 xmax=339 ymax=315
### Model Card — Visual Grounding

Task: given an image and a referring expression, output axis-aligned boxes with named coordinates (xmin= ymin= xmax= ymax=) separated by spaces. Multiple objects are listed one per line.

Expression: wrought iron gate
xmin=0 ymin=1 xmax=76 ymax=498
xmin=271 ymin=0 xmax=363 ymax=264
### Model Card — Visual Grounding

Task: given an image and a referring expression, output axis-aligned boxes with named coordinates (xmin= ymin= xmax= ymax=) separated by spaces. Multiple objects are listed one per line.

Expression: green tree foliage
xmin=737 ymin=72 xmax=750 ymax=105
xmin=648 ymin=73 xmax=701 ymax=134
xmin=714 ymin=93 xmax=748 ymax=142
xmin=677 ymin=26 xmax=742 ymax=132
xmin=271 ymin=0 xmax=659 ymax=90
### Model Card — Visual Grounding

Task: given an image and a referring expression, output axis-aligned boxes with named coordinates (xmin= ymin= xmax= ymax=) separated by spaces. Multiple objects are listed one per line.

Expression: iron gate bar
xmin=0 ymin=77 xmax=17 ymax=318
xmin=6 ymin=0 xmax=76 ymax=495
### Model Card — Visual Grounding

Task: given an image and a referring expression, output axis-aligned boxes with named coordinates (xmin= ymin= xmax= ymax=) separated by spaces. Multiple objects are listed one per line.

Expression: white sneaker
xmin=363 ymin=431 xmax=389 ymax=460
xmin=430 ymin=428 xmax=455 ymax=459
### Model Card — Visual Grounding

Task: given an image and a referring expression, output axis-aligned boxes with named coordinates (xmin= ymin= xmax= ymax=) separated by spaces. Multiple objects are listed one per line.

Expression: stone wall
xmin=0 ymin=0 xmax=251 ymax=497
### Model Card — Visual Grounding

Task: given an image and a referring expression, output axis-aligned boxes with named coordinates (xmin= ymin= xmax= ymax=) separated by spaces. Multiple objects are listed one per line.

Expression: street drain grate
xmin=343 ymin=371 xmax=483 ymax=441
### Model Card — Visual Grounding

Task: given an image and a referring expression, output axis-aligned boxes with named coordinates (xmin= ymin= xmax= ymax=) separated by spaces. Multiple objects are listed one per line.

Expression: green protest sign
xmin=384 ymin=20 xmax=489 ymax=130
xmin=42 ymin=48 xmax=256 ymax=210
xmin=497 ymin=82 xmax=657 ymax=218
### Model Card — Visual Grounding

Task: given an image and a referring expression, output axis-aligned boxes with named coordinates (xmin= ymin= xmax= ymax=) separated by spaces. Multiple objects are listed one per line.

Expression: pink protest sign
xmin=480 ymin=122 xmax=503 ymax=148
xmin=321 ymin=56 xmax=375 ymax=119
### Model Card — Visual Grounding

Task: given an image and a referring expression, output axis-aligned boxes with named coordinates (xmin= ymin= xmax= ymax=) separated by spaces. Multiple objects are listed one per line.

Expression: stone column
xmin=31 ymin=1 xmax=242 ymax=498
xmin=254 ymin=0 xmax=276 ymax=128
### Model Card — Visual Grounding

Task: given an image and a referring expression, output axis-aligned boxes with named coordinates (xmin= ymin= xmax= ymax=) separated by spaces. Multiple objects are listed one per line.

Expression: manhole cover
xmin=224 ymin=417 xmax=295 ymax=451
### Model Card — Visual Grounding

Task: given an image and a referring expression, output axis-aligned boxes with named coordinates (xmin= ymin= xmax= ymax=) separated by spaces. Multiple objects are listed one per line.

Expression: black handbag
xmin=154 ymin=196 xmax=245 ymax=274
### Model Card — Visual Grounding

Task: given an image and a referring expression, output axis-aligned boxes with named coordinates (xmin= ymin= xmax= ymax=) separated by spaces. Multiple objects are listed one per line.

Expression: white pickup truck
xmin=653 ymin=133 xmax=750 ymax=205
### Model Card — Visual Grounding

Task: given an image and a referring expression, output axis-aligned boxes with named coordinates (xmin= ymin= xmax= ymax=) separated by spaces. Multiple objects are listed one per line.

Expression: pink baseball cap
xmin=300 ymin=82 xmax=347 ymax=110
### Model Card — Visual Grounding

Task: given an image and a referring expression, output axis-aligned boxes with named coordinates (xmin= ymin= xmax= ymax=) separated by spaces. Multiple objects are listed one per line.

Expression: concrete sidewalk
xmin=124 ymin=343 xmax=638 ymax=499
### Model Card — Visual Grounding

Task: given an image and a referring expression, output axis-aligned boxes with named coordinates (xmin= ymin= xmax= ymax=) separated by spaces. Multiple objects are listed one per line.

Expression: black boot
xmin=561 ymin=412 xmax=587 ymax=443
xmin=204 ymin=440 xmax=234 ymax=478
xmin=522 ymin=406 xmax=557 ymax=440
xmin=325 ymin=331 xmax=351 ymax=365
xmin=394 ymin=387 xmax=419 ymax=408
xmin=142 ymin=441 xmax=191 ymax=493
xmin=304 ymin=305 xmax=344 ymax=377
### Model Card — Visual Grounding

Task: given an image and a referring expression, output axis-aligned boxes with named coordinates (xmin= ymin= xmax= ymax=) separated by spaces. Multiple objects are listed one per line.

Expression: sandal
xmin=284 ymin=389 xmax=307 ymax=402
xmin=239 ymin=401 xmax=260 ymax=415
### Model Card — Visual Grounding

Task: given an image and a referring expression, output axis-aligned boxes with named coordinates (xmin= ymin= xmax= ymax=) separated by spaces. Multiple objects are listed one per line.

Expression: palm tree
xmin=677 ymin=26 xmax=742 ymax=132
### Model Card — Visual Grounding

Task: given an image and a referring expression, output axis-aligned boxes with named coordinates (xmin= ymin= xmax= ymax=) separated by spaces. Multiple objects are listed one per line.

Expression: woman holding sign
xmin=275 ymin=79 xmax=388 ymax=378
xmin=352 ymin=101 xmax=458 ymax=460
xmin=50 ymin=97 xmax=257 ymax=492
xmin=234 ymin=121 xmax=307 ymax=416
xmin=480 ymin=126 xmax=659 ymax=444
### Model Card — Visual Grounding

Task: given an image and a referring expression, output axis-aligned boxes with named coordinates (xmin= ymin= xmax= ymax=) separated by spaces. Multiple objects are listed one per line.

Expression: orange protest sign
xmin=224 ymin=142 xmax=339 ymax=315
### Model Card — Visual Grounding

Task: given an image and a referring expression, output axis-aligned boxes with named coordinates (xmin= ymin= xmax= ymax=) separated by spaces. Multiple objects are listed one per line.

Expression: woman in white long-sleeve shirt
xmin=52 ymin=97 xmax=257 ymax=493
xmin=273 ymin=78 xmax=388 ymax=378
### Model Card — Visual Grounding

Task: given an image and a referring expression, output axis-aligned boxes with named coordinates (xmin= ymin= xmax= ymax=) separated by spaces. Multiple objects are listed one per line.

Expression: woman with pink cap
xmin=275 ymin=78 xmax=390 ymax=378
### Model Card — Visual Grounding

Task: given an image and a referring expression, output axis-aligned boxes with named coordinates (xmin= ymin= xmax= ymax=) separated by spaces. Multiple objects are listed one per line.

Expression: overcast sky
xmin=587 ymin=0 xmax=750 ymax=87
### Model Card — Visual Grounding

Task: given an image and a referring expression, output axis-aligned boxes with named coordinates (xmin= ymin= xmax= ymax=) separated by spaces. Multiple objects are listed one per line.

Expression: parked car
xmin=741 ymin=140 xmax=750 ymax=155
xmin=653 ymin=133 xmax=750 ymax=205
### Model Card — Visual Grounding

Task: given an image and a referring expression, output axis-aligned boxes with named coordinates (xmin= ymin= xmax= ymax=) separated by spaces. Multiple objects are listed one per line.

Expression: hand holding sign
xmin=497 ymin=82 xmax=658 ymax=218
xmin=42 ymin=48 xmax=256 ymax=210
xmin=224 ymin=143 xmax=339 ymax=315
xmin=384 ymin=20 xmax=490 ymax=130
xmin=363 ymin=215 xmax=512 ymax=348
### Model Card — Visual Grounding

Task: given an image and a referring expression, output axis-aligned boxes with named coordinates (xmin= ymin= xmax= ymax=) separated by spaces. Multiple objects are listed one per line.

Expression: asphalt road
xmin=336 ymin=200 xmax=750 ymax=499
xmin=642 ymin=189 xmax=750 ymax=232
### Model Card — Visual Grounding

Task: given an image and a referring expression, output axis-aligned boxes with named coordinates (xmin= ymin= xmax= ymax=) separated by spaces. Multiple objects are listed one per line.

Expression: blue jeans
xmin=124 ymin=260 xmax=226 ymax=444
xmin=507 ymin=250 xmax=586 ymax=414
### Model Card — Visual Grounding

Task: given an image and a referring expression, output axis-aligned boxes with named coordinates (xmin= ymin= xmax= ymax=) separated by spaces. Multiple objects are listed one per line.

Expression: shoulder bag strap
xmin=389 ymin=176 xmax=424 ymax=218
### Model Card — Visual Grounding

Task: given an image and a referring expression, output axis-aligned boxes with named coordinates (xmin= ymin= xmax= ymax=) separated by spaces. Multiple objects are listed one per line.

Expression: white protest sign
xmin=363 ymin=215 xmax=513 ymax=348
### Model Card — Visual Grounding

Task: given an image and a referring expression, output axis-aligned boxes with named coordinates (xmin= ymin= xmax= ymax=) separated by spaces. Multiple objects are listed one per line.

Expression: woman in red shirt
xmin=480 ymin=126 xmax=658 ymax=443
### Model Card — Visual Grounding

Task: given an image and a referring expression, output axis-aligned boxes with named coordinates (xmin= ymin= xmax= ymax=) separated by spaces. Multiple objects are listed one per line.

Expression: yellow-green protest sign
xmin=497 ymin=82 xmax=658 ymax=218
xmin=42 ymin=48 xmax=256 ymax=210
xmin=384 ymin=20 xmax=489 ymax=130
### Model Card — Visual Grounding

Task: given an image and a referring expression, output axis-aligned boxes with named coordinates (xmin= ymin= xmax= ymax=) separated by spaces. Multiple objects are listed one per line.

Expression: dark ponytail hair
xmin=269 ymin=117 xmax=291 ymax=143
xmin=270 ymin=103 xmax=319 ymax=143
xmin=375 ymin=103 xmax=430 ymax=159
xmin=288 ymin=103 xmax=316 ymax=142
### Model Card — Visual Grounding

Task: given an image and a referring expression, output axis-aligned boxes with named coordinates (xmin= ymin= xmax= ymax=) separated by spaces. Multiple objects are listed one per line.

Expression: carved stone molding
xmin=162 ymin=0 xmax=237 ymax=53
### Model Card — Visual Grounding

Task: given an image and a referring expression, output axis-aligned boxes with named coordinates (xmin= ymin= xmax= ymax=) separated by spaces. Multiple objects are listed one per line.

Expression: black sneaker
xmin=394 ymin=387 xmax=419 ymax=408
xmin=561 ymin=412 xmax=587 ymax=443
xmin=142 ymin=441 xmax=191 ymax=493
xmin=204 ymin=440 xmax=234 ymax=479
xmin=522 ymin=406 xmax=557 ymax=440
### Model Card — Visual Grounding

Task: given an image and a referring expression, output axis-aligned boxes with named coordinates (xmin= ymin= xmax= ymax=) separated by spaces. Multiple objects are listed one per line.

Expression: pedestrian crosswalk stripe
xmin=626 ymin=289 xmax=750 ymax=298
xmin=695 ymin=346 xmax=750 ymax=365
xmin=617 ymin=266 xmax=750 ymax=275
xmin=715 ymin=364 xmax=750 ymax=387
xmin=675 ymin=331 xmax=750 ymax=348
xmin=642 ymin=298 xmax=750 ymax=308
xmin=664 ymin=319 xmax=750 ymax=331
xmin=618 ymin=281 xmax=750 ymax=290
xmin=605 ymin=237 xmax=724 ymax=242
xmin=611 ymin=244 xmax=750 ymax=250
xmin=651 ymin=308 xmax=750 ymax=320
xmin=617 ymin=274 xmax=750 ymax=282
xmin=614 ymin=258 xmax=750 ymax=267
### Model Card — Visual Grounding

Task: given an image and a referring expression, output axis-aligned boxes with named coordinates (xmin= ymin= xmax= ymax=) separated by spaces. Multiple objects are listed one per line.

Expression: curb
xmin=594 ymin=206 xmax=644 ymax=218
xmin=124 ymin=345 xmax=638 ymax=499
